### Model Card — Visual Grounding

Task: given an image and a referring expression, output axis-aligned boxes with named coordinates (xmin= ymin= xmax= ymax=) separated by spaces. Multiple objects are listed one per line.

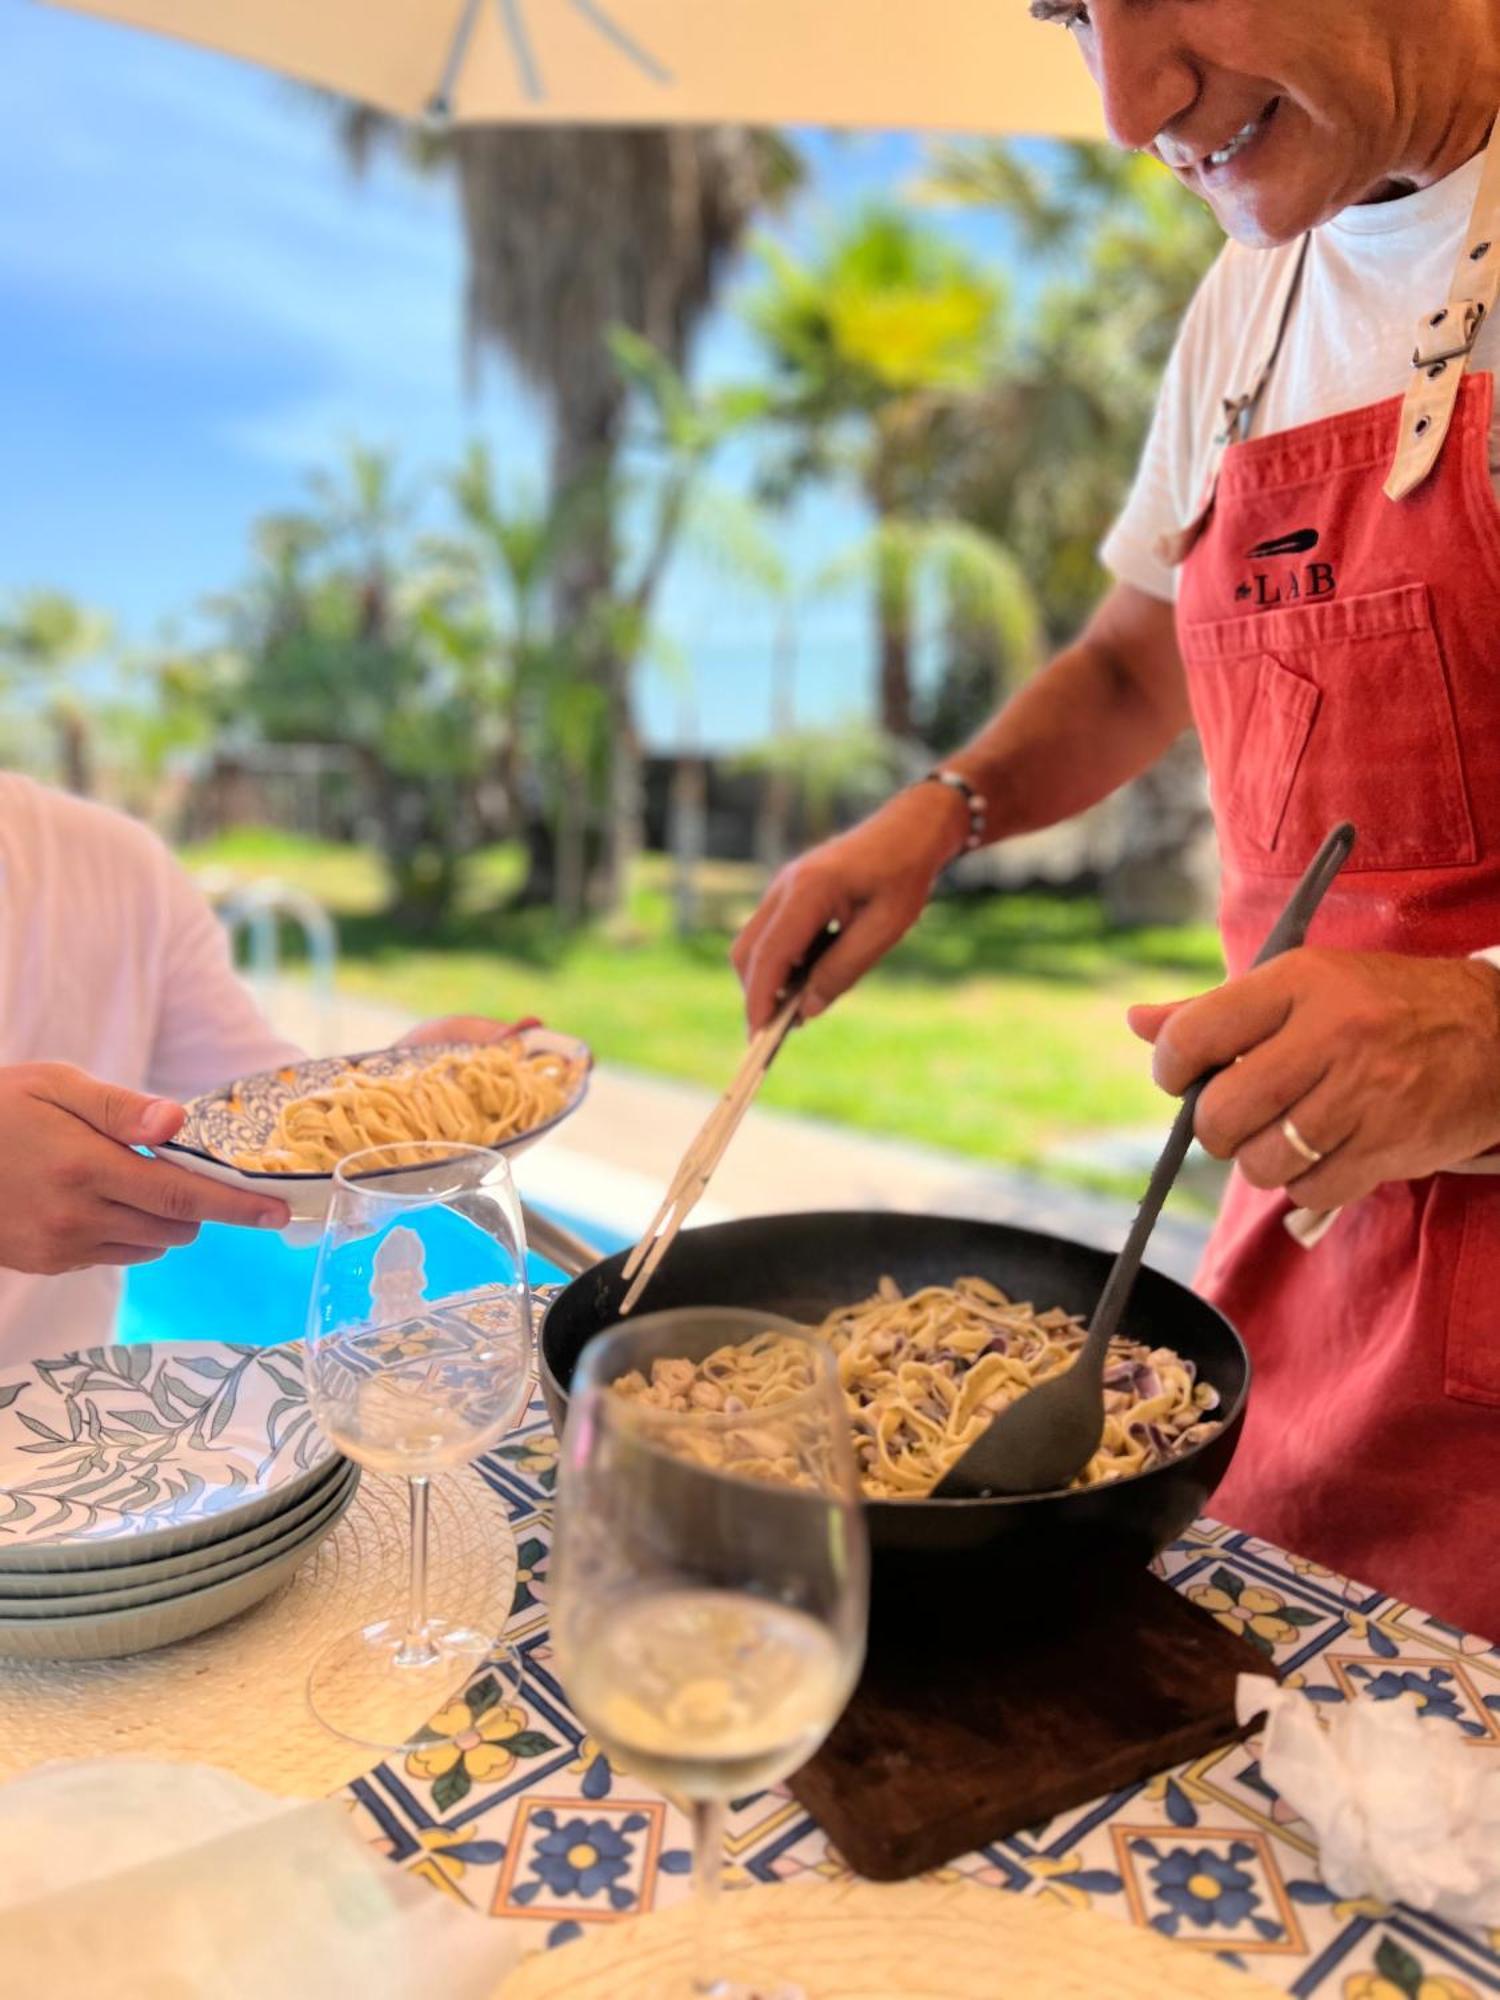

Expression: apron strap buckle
xmin=1411 ymin=298 xmax=1487 ymax=374
xmin=1216 ymin=393 xmax=1255 ymax=447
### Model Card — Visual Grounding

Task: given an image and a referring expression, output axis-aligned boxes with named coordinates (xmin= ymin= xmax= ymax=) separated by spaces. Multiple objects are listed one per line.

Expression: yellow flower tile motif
xmin=569 ymin=1734 xmax=614 ymax=1777
xmin=1343 ymin=1933 xmax=1480 ymax=1998
xmin=365 ymin=1327 xmax=438 ymax=1362
xmin=513 ymin=1432 xmax=559 ymax=1477
xmin=408 ymin=1696 xmax=530 ymax=1785
xmin=408 ymin=1828 xmax=475 ymax=1901
xmin=495 ymin=1430 xmax=560 ymax=1486
xmin=1188 ymin=1571 xmax=1322 ymax=1654
xmin=1028 ymin=1853 xmax=1111 ymax=1914
xmin=1143 ymin=1768 xmax=1210 ymax=1809
xmin=404 ymin=1673 xmax=560 ymax=1812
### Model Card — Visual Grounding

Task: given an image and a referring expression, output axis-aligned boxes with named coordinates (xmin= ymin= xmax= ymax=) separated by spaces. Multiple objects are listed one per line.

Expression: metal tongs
xmin=616 ymin=928 xmax=838 ymax=1315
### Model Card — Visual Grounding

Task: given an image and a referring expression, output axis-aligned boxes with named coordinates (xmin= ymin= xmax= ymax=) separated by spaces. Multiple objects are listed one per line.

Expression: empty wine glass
xmin=303 ymin=1141 xmax=533 ymax=1750
xmin=552 ymin=1308 xmax=868 ymax=1999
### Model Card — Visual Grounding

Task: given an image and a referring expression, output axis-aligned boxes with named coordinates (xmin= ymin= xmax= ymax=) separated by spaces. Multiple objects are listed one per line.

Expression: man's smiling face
xmin=1029 ymin=0 xmax=1472 ymax=247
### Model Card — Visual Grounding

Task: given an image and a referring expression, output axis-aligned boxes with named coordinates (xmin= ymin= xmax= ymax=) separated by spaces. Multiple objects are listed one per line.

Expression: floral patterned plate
xmin=0 ymin=1457 xmax=357 ymax=1599
xmin=0 ymin=1343 xmax=340 ymax=1570
xmin=0 ymin=1485 xmax=357 ymax=1661
xmin=155 ymin=1028 xmax=592 ymax=1226
xmin=0 ymin=1462 xmax=359 ymax=1617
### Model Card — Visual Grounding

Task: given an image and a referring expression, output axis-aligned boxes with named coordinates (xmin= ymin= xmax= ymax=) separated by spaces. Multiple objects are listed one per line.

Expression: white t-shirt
xmin=1104 ymin=151 xmax=1499 ymax=603
xmin=0 ymin=775 xmax=301 ymax=1364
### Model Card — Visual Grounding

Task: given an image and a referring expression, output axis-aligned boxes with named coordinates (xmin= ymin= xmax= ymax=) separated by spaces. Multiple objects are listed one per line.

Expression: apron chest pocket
xmin=1183 ymin=583 xmax=1478 ymax=875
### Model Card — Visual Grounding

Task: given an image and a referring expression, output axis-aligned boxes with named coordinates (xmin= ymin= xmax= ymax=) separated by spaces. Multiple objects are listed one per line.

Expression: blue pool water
xmin=120 ymin=1205 xmax=630 ymax=1348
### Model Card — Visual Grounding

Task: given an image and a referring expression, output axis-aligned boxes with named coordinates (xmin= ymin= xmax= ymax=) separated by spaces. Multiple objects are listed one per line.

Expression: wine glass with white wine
xmin=551 ymin=1308 xmax=868 ymax=2000
xmin=303 ymin=1141 xmax=533 ymax=1751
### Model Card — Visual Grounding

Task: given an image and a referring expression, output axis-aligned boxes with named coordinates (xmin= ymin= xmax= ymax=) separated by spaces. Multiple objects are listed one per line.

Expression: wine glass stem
xmin=690 ymin=1796 xmax=726 ymax=1997
xmin=397 ymin=1474 xmax=437 ymax=1668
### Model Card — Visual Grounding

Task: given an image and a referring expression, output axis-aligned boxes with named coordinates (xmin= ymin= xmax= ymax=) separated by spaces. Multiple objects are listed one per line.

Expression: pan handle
xmin=522 ymin=1201 xmax=605 ymax=1279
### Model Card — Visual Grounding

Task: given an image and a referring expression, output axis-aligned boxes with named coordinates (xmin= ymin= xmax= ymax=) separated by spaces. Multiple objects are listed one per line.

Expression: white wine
xmin=312 ymin=1311 xmax=530 ymax=1476
xmin=563 ymin=1589 xmax=851 ymax=1799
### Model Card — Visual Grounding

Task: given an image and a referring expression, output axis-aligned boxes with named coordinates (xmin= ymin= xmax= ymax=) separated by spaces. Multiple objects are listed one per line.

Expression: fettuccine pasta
xmin=230 ymin=1042 xmax=585 ymax=1172
xmin=613 ymin=1276 xmax=1222 ymax=1497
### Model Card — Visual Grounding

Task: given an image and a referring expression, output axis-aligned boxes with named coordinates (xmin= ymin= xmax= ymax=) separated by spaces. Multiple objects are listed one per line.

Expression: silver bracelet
xmin=922 ymin=768 xmax=987 ymax=854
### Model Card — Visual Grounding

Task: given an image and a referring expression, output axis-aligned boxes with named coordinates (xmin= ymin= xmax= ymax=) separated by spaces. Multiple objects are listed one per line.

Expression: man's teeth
xmin=1207 ymin=115 xmax=1263 ymax=168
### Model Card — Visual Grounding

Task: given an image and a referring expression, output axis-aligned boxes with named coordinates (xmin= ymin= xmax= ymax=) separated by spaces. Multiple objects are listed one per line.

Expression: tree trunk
xmin=529 ymin=389 xmax=622 ymax=923
xmin=554 ymin=770 xmax=587 ymax=926
xmin=499 ymin=689 xmax=527 ymax=844
xmin=877 ymin=564 xmax=914 ymax=742
xmin=1101 ymin=732 xmax=1218 ymax=929
xmin=53 ymin=705 xmax=93 ymax=798
xmin=670 ymin=753 xmax=708 ymax=936
xmin=753 ymin=610 xmax=797 ymax=874
xmin=599 ymin=668 xmax=640 ymax=917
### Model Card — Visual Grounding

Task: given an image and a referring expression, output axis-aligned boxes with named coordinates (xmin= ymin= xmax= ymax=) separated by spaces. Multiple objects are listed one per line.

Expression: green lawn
xmin=184 ymin=829 xmax=1226 ymax=1185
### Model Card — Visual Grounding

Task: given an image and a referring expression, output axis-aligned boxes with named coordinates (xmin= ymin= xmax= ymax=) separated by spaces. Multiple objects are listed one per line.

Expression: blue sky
xmin=0 ymin=0 xmax=1033 ymax=749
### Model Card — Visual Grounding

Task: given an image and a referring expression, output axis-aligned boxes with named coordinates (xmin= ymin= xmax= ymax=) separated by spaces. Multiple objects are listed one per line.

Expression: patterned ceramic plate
xmin=0 ymin=1463 xmax=359 ymax=1617
xmin=155 ymin=1028 xmax=592 ymax=1225
xmin=0 ymin=1342 xmax=341 ymax=1569
xmin=0 ymin=1484 xmax=357 ymax=1661
xmin=0 ymin=1457 xmax=356 ymax=1597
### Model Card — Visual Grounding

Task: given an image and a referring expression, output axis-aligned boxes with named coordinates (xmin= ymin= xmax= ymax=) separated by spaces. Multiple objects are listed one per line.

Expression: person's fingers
xmin=1126 ymin=999 xmax=1186 ymax=1044
xmin=800 ymin=893 xmax=925 ymax=1019
xmin=31 ymin=1063 xmax=184 ymax=1147
xmin=92 ymin=1243 xmax=171 ymax=1268
xmin=730 ymin=887 xmax=778 ymax=978
xmin=97 ymin=1153 xmax=289 ymax=1231
xmin=1191 ymin=1038 xmax=1331 ymax=1161
xmin=92 ymin=1202 xmax=202 ymax=1252
xmin=1233 ymin=1066 xmax=1362 ymax=1194
xmin=399 ymin=1015 xmax=540 ymax=1047
xmin=740 ymin=878 xmax=851 ymax=1031
xmin=1150 ymin=963 xmax=1297 ymax=1095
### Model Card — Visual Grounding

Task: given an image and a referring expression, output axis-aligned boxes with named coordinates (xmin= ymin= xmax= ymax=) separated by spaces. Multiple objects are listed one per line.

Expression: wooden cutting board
xmin=790 ymin=1565 xmax=1274 ymax=1881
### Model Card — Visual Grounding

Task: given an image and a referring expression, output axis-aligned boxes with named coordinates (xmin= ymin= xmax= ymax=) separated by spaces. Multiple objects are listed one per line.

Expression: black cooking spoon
xmin=934 ymin=821 xmax=1356 ymax=1499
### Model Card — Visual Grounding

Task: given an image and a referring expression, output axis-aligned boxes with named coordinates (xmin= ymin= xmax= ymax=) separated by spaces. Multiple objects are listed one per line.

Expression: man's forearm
xmin=945 ymin=589 xmax=1191 ymax=846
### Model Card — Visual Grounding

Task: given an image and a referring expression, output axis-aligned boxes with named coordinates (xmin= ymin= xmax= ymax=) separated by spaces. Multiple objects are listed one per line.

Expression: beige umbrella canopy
xmin=44 ymin=0 xmax=1105 ymax=136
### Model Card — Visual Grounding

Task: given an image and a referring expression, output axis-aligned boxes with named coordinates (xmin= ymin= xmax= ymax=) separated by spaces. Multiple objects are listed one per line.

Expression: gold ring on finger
xmin=1280 ymin=1116 xmax=1324 ymax=1169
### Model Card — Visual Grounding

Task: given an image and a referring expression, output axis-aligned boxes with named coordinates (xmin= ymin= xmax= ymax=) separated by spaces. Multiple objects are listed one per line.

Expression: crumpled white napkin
xmin=1237 ymin=1675 xmax=1500 ymax=1924
xmin=0 ymin=1759 xmax=520 ymax=1999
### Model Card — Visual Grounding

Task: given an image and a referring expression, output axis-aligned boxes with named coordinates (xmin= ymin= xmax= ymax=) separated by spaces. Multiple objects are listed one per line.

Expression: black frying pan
xmin=536 ymin=1209 xmax=1249 ymax=1613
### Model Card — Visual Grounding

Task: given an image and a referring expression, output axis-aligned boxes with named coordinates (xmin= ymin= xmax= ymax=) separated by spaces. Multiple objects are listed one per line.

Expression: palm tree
xmin=433 ymin=442 xmax=574 ymax=853
xmin=338 ymin=116 xmax=800 ymax=911
xmin=747 ymin=210 xmax=1006 ymax=739
xmin=918 ymin=141 xmax=1223 ymax=923
xmin=0 ymin=590 xmax=113 ymax=796
xmin=737 ymin=722 xmax=905 ymax=846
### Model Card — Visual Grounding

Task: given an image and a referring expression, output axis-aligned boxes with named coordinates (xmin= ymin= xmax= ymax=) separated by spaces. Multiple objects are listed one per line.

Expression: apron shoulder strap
xmin=1387 ymin=114 xmax=1500 ymax=500
xmin=1156 ymin=236 xmax=1311 ymax=568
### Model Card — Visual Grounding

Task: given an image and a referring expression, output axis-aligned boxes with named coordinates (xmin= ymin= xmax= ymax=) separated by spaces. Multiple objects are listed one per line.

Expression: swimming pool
xmin=119 ymin=1204 xmax=628 ymax=1348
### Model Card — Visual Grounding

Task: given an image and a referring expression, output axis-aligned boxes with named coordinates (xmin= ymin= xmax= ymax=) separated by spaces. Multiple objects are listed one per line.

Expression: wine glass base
xmin=306 ymin=1615 xmax=502 ymax=1752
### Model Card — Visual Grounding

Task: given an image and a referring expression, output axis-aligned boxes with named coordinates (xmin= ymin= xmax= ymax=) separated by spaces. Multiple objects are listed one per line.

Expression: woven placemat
xmin=0 ymin=1470 xmax=517 ymax=1799
xmin=499 ymin=1879 xmax=1283 ymax=1999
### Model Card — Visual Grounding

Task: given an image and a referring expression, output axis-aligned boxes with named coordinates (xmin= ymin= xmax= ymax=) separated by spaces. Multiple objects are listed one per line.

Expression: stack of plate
xmin=0 ymin=1342 xmax=357 ymax=1662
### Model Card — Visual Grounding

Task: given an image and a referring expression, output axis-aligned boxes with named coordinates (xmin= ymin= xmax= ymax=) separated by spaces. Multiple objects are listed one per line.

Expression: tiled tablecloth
xmin=342 ymin=1392 xmax=1500 ymax=1998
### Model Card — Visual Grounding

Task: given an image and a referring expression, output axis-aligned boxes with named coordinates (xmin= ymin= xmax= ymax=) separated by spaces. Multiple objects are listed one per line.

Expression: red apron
xmin=1174 ymin=282 xmax=1500 ymax=1637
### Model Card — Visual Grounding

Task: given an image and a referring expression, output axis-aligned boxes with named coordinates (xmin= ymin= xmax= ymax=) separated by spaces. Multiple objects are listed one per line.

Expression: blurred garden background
xmin=0 ymin=0 xmax=1229 ymax=1209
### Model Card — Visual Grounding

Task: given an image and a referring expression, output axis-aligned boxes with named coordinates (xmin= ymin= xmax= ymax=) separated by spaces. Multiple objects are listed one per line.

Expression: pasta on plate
xmin=613 ymin=1276 xmax=1222 ymax=1497
xmin=228 ymin=1042 xmax=586 ymax=1173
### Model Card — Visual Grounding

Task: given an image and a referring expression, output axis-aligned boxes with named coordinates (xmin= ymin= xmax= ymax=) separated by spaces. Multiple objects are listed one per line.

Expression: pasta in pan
xmin=230 ymin=1042 xmax=586 ymax=1172
xmin=613 ymin=1276 xmax=1222 ymax=1497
